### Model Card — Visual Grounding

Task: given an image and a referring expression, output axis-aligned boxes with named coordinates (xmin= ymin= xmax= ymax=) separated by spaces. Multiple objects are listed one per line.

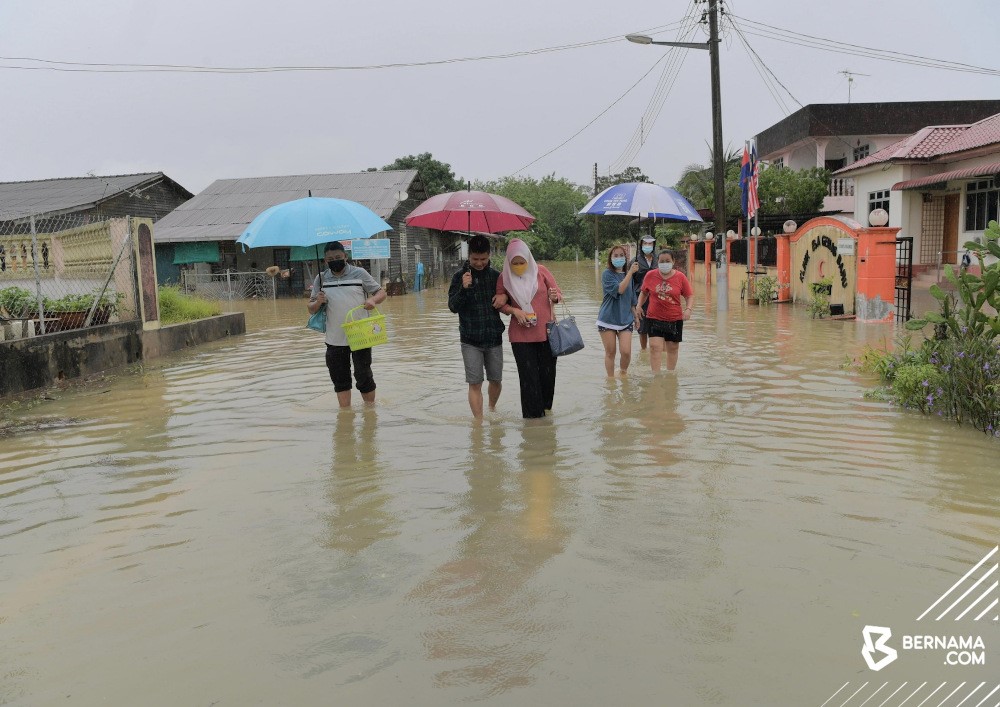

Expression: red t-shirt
xmin=641 ymin=270 xmax=692 ymax=321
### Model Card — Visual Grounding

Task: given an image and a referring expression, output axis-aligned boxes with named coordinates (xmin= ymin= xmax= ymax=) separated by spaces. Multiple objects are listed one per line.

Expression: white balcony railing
xmin=828 ymin=177 xmax=855 ymax=197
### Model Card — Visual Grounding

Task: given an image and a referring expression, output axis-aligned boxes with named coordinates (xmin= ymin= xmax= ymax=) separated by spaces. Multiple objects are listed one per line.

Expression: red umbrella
xmin=404 ymin=189 xmax=535 ymax=234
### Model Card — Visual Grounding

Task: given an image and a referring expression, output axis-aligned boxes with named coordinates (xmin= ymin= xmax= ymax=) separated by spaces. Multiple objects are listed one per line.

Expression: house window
xmin=853 ymin=144 xmax=870 ymax=161
xmin=965 ymin=178 xmax=999 ymax=231
xmin=868 ymin=189 xmax=890 ymax=218
xmin=772 ymin=157 xmax=784 ymax=169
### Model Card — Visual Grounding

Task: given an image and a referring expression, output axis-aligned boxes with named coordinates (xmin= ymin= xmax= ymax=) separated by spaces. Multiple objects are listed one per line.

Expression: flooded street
xmin=2 ymin=261 xmax=998 ymax=706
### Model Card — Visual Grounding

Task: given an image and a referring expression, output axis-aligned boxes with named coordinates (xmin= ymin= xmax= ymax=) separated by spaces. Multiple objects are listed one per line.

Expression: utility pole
xmin=593 ymin=162 xmax=600 ymax=265
xmin=708 ymin=0 xmax=728 ymax=308
xmin=625 ymin=5 xmax=727 ymax=307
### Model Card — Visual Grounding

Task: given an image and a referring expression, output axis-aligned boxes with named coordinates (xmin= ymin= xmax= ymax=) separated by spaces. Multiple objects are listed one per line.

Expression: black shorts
xmin=325 ymin=345 xmax=376 ymax=394
xmin=646 ymin=318 xmax=683 ymax=343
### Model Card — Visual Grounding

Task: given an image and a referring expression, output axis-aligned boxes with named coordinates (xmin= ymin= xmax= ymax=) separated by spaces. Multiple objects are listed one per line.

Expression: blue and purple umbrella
xmin=579 ymin=182 xmax=703 ymax=222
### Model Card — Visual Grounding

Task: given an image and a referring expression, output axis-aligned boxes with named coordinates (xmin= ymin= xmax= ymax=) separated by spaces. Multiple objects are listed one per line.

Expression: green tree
xmin=595 ymin=166 xmax=650 ymax=193
xmin=674 ymin=146 xmax=742 ymax=221
xmin=757 ymin=167 xmax=831 ymax=215
xmin=378 ymin=152 xmax=463 ymax=196
xmin=476 ymin=174 xmax=591 ymax=260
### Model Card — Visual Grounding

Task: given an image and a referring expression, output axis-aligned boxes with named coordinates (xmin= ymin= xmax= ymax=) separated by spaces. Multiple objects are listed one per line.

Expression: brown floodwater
xmin=1 ymin=262 xmax=997 ymax=706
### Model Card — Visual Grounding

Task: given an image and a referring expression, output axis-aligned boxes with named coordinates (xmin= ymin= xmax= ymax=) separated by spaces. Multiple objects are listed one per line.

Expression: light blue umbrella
xmin=236 ymin=196 xmax=392 ymax=251
xmin=579 ymin=182 xmax=703 ymax=222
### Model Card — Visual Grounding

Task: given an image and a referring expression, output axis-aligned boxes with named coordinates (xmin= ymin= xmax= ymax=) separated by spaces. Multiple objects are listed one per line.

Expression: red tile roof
xmin=937 ymin=112 xmax=1000 ymax=155
xmin=836 ymin=112 xmax=1000 ymax=174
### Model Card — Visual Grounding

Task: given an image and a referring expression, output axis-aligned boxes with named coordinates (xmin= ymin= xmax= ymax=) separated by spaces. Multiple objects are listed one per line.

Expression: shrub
xmin=865 ymin=219 xmax=1000 ymax=436
xmin=0 ymin=286 xmax=37 ymax=317
xmin=158 ymin=286 xmax=221 ymax=324
xmin=807 ymin=276 xmax=833 ymax=318
xmin=753 ymin=274 xmax=779 ymax=305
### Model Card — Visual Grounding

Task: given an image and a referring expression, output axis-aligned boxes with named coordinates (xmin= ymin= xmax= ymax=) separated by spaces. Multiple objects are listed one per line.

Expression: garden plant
xmin=859 ymin=220 xmax=1000 ymax=436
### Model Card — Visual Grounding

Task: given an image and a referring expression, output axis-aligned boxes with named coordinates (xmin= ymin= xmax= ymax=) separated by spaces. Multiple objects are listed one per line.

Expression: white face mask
xmin=642 ymin=244 xmax=654 ymax=254
xmin=658 ymin=262 xmax=674 ymax=274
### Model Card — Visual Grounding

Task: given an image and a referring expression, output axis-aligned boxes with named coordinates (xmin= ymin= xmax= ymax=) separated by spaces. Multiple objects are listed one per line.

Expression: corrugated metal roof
xmin=891 ymin=161 xmax=1000 ymax=191
xmin=0 ymin=173 xmax=168 ymax=220
xmin=154 ymin=170 xmax=423 ymax=243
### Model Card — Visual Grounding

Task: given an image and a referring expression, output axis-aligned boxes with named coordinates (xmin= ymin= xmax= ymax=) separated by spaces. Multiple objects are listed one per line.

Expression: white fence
xmin=180 ymin=270 xmax=275 ymax=300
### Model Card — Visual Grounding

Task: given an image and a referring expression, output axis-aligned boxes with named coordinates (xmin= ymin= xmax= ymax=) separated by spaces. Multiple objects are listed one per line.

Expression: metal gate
xmin=895 ymin=237 xmax=913 ymax=322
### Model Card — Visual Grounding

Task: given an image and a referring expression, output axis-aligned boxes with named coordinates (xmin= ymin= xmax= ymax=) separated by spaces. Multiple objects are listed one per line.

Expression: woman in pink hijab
xmin=495 ymin=238 xmax=562 ymax=418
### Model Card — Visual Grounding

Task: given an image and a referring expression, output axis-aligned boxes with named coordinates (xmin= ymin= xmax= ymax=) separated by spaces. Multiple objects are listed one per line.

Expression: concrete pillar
xmin=688 ymin=239 xmax=696 ymax=279
xmin=704 ymin=240 xmax=712 ymax=285
xmin=855 ymin=226 xmax=900 ymax=323
xmin=132 ymin=218 xmax=161 ymax=331
xmin=814 ymin=138 xmax=830 ymax=169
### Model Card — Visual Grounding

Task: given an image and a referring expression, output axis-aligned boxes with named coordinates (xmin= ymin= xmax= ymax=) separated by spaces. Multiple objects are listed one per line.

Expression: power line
xmin=726 ymin=16 xmax=865 ymax=159
xmin=0 ymin=22 xmax=688 ymax=75
xmin=729 ymin=16 xmax=791 ymax=116
xmin=608 ymin=3 xmax=703 ymax=173
xmin=512 ymin=54 xmax=669 ymax=176
xmin=729 ymin=13 xmax=1000 ymax=77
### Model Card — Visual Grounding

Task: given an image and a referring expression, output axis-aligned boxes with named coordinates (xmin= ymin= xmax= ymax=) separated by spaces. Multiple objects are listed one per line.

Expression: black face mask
xmin=328 ymin=260 xmax=346 ymax=273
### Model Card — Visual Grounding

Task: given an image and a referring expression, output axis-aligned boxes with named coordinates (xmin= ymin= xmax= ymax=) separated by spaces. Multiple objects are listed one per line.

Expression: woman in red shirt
xmin=495 ymin=239 xmax=562 ymax=418
xmin=636 ymin=250 xmax=693 ymax=373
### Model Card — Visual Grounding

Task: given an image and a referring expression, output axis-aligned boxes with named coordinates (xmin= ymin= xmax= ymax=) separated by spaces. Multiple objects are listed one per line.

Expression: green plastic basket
xmin=342 ymin=305 xmax=388 ymax=351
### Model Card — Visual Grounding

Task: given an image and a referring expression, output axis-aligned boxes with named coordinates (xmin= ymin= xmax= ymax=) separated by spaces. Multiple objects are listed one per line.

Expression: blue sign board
xmin=349 ymin=239 xmax=391 ymax=259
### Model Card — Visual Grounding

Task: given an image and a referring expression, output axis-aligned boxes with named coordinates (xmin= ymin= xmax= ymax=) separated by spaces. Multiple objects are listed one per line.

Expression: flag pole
xmin=752 ymin=140 xmax=759 ymax=294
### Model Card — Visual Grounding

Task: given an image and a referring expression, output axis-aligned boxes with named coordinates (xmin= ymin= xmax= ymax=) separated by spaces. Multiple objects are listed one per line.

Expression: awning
xmin=891 ymin=161 xmax=1000 ymax=191
xmin=172 ymin=241 xmax=220 ymax=264
xmin=289 ymin=245 xmax=324 ymax=262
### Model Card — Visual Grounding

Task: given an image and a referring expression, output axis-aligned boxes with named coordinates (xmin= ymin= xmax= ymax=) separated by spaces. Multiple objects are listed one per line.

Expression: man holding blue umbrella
xmin=308 ymin=241 xmax=386 ymax=407
xmin=237 ymin=193 xmax=392 ymax=408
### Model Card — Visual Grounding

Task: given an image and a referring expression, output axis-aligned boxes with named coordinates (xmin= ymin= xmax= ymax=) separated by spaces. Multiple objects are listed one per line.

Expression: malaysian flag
xmin=748 ymin=141 xmax=760 ymax=219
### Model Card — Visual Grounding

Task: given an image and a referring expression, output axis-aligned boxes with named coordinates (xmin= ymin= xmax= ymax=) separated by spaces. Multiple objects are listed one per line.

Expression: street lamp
xmin=626 ymin=0 xmax=727 ymax=310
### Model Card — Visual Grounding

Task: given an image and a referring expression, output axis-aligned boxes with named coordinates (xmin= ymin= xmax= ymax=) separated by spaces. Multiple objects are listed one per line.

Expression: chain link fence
xmin=0 ymin=212 xmax=140 ymax=340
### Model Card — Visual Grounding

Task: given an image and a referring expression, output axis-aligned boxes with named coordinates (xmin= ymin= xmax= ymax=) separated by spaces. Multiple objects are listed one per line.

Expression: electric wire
xmin=511 ymin=54 xmax=669 ymax=176
xmin=729 ymin=14 xmax=791 ymax=116
xmin=726 ymin=16 xmax=866 ymax=159
xmin=729 ymin=13 xmax=1000 ymax=78
xmin=608 ymin=3 xmax=703 ymax=173
xmin=0 ymin=21 xmax=687 ymax=75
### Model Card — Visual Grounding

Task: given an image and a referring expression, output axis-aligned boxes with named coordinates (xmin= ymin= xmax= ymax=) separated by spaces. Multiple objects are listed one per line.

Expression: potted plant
xmin=45 ymin=290 xmax=123 ymax=329
xmin=0 ymin=286 xmax=37 ymax=318
xmin=753 ymin=274 xmax=779 ymax=305
xmin=808 ymin=276 xmax=833 ymax=318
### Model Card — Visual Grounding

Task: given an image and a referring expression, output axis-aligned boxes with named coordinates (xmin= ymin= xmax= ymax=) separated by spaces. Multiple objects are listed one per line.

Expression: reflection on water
xmin=323 ymin=409 xmax=396 ymax=554
xmin=408 ymin=422 xmax=569 ymax=697
xmin=1 ymin=262 xmax=998 ymax=705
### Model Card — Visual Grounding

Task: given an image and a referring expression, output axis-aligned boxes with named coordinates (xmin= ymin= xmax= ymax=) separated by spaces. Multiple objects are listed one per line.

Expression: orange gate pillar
xmin=855 ymin=227 xmax=900 ymax=323
xmin=776 ymin=233 xmax=792 ymax=302
xmin=688 ymin=239 xmax=697 ymax=279
xmin=704 ymin=240 xmax=712 ymax=285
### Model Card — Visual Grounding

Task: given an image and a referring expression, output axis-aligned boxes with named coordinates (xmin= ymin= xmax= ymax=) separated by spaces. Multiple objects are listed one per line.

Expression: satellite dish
xmin=396 ymin=190 xmax=409 ymax=202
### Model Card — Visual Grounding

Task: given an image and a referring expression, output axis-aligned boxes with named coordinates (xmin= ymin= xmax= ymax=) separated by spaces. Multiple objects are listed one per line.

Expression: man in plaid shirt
xmin=448 ymin=235 xmax=506 ymax=418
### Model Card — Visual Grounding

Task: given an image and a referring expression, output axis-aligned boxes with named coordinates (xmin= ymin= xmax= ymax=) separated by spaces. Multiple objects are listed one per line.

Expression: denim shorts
xmin=597 ymin=323 xmax=634 ymax=333
xmin=461 ymin=343 xmax=503 ymax=384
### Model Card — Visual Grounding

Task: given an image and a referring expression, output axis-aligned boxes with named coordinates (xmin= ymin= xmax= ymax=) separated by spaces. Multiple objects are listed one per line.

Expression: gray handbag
xmin=546 ymin=302 xmax=585 ymax=357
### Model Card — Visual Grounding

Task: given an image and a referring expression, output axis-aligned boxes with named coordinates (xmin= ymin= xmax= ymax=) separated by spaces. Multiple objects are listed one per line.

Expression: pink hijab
xmin=501 ymin=238 xmax=539 ymax=313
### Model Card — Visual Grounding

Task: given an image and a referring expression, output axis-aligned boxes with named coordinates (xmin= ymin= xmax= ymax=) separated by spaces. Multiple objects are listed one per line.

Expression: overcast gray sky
xmin=1 ymin=0 xmax=997 ymax=195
